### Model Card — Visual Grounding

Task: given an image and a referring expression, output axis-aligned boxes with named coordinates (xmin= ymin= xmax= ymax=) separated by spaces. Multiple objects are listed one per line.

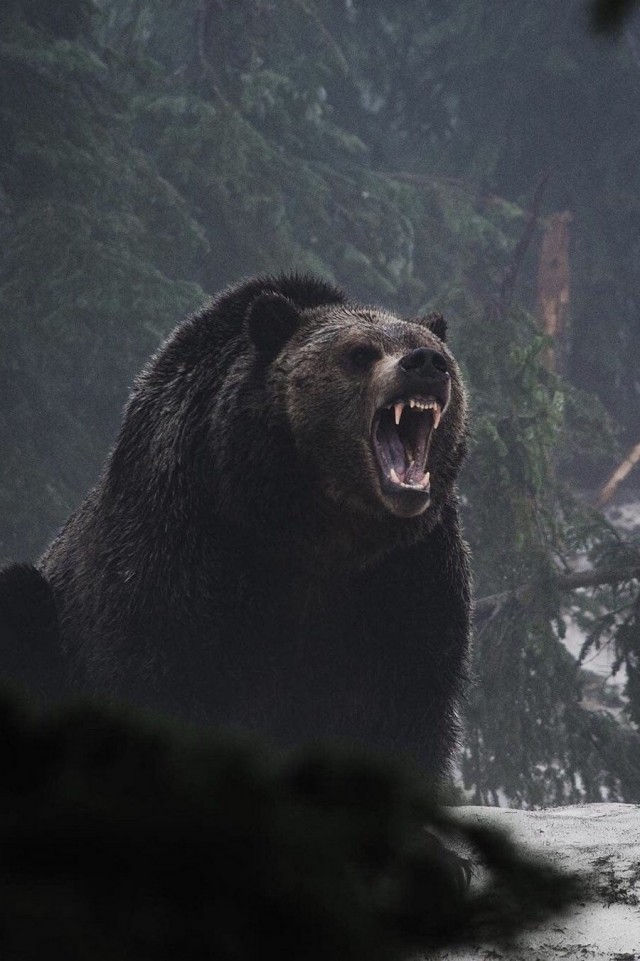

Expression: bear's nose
xmin=399 ymin=347 xmax=449 ymax=375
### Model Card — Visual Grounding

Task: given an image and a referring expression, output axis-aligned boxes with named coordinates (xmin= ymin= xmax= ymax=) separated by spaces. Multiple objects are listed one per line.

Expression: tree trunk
xmin=535 ymin=211 xmax=573 ymax=372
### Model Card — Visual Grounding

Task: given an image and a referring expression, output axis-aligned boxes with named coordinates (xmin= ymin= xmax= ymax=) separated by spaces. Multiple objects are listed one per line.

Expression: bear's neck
xmin=214 ymin=498 xmax=435 ymax=580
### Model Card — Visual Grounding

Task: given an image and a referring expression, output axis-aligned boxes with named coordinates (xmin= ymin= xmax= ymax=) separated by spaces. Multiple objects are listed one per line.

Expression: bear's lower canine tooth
xmin=389 ymin=468 xmax=400 ymax=484
xmin=421 ymin=471 xmax=431 ymax=488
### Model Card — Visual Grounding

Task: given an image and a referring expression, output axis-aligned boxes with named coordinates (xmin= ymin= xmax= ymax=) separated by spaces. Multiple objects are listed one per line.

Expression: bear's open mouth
xmin=372 ymin=397 xmax=443 ymax=495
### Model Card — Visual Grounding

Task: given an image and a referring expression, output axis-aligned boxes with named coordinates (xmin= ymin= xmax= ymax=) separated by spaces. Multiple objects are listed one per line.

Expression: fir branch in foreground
xmin=0 ymin=687 xmax=580 ymax=960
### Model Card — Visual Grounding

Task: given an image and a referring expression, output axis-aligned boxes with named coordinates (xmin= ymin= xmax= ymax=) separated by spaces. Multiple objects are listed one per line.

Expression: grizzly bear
xmin=41 ymin=274 xmax=470 ymax=780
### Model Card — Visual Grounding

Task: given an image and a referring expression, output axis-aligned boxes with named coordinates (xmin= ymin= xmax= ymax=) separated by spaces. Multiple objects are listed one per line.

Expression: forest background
xmin=2 ymin=0 xmax=640 ymax=808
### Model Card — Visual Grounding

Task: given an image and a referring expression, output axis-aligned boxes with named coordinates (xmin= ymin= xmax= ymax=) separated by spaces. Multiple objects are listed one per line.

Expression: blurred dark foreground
xmin=0 ymin=685 xmax=580 ymax=961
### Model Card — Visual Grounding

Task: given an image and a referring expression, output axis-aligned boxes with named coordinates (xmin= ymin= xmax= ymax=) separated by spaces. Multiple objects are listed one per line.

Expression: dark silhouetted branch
xmin=592 ymin=0 xmax=639 ymax=34
xmin=490 ymin=171 xmax=550 ymax=322
xmin=475 ymin=563 xmax=640 ymax=626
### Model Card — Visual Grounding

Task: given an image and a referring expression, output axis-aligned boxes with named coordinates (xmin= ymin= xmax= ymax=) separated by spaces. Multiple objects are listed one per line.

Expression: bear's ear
xmin=246 ymin=292 xmax=302 ymax=356
xmin=416 ymin=311 xmax=447 ymax=342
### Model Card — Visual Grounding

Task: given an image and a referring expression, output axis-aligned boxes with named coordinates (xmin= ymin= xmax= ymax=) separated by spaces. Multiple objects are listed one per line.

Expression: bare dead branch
xmin=596 ymin=441 xmax=640 ymax=507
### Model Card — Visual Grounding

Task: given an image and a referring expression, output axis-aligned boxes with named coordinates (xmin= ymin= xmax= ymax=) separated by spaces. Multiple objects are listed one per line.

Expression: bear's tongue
xmin=373 ymin=399 xmax=440 ymax=490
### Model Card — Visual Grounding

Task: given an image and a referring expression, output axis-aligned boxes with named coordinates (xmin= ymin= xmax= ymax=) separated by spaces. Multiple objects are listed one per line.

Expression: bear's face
xmin=248 ymin=294 xmax=467 ymax=521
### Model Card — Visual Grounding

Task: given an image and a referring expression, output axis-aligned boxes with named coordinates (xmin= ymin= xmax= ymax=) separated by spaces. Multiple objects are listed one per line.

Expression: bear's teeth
xmin=389 ymin=467 xmax=430 ymax=489
xmin=433 ymin=407 xmax=441 ymax=429
xmin=394 ymin=402 xmax=404 ymax=426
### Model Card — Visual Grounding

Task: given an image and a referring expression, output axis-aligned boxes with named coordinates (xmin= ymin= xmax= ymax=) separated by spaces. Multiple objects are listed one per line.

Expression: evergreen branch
xmin=475 ymin=563 xmax=640 ymax=625
xmin=557 ymin=564 xmax=640 ymax=591
xmin=292 ymin=0 xmax=349 ymax=74
xmin=0 ymin=688 xmax=580 ymax=957
xmin=195 ymin=0 xmax=232 ymax=107
xmin=370 ymin=171 xmax=470 ymax=190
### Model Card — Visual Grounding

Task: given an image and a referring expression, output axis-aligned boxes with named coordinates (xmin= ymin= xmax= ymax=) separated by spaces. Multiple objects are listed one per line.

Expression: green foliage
xmin=0 ymin=0 xmax=206 ymax=559
xmin=458 ymin=292 xmax=640 ymax=802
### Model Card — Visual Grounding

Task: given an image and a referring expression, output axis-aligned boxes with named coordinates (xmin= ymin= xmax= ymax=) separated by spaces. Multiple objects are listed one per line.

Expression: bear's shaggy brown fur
xmin=41 ymin=274 xmax=470 ymax=779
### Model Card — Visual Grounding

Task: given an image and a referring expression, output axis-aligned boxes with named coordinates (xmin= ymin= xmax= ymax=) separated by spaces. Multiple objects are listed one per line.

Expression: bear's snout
xmin=399 ymin=346 xmax=449 ymax=377
xmin=393 ymin=347 xmax=452 ymax=412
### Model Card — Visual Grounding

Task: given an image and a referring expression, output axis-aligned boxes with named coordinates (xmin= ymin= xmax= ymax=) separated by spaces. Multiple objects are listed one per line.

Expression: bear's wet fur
xmin=41 ymin=274 xmax=471 ymax=780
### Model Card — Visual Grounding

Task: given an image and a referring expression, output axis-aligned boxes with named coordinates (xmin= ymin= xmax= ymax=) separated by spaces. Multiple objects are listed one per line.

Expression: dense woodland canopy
xmin=2 ymin=0 xmax=640 ymax=806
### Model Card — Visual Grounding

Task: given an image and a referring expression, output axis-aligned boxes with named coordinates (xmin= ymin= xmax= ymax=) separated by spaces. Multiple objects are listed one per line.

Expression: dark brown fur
xmin=41 ymin=274 xmax=471 ymax=779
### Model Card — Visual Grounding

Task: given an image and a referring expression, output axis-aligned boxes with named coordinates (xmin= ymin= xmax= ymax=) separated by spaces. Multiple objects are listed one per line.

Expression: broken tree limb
xmin=535 ymin=210 xmax=573 ymax=372
xmin=474 ymin=563 xmax=640 ymax=626
xmin=596 ymin=441 xmax=640 ymax=507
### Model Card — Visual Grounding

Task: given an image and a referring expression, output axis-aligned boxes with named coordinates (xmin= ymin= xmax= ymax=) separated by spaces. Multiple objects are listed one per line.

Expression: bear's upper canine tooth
xmin=409 ymin=399 xmax=415 ymax=408
xmin=433 ymin=406 xmax=441 ymax=429
xmin=394 ymin=402 xmax=404 ymax=426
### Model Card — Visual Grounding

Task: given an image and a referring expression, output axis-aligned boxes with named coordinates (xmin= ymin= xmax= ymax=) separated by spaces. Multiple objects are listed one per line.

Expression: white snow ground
xmin=433 ymin=802 xmax=640 ymax=961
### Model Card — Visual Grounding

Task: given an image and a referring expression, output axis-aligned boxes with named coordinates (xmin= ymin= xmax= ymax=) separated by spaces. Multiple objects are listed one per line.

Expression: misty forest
xmin=3 ymin=0 xmax=640 ymax=816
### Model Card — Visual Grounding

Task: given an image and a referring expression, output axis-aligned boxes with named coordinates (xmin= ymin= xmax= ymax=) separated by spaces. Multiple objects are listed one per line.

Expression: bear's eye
xmin=347 ymin=344 xmax=381 ymax=372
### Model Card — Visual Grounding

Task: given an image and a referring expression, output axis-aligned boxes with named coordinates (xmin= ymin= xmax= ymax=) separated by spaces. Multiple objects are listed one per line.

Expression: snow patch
xmin=434 ymin=802 xmax=640 ymax=961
